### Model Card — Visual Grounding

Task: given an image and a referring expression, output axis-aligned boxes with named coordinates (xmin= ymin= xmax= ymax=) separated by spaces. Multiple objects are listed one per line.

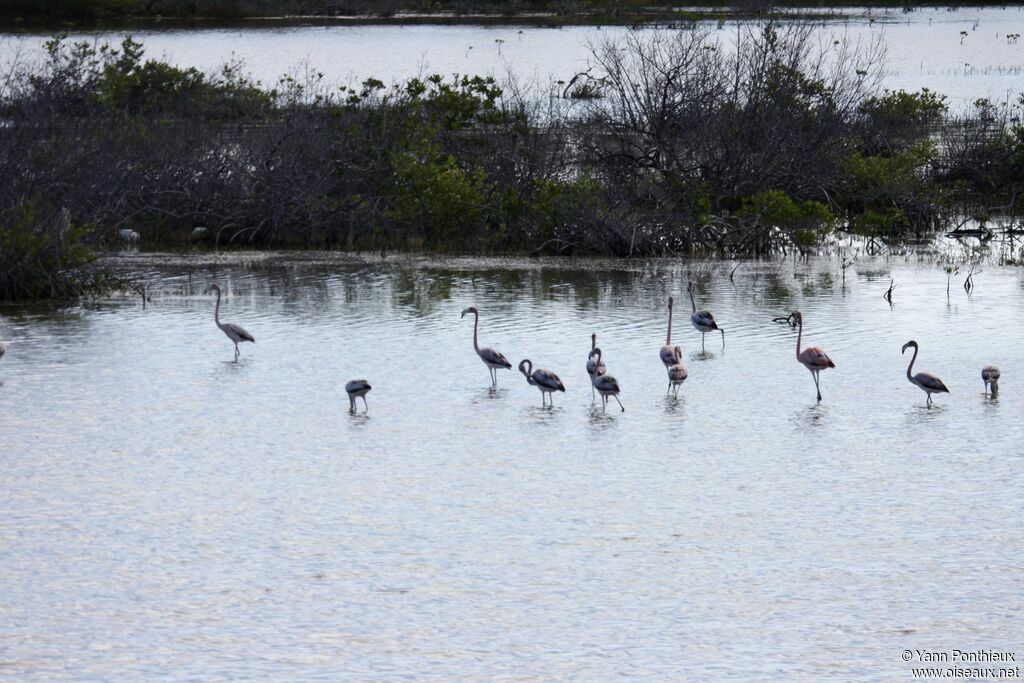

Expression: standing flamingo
xmin=688 ymin=281 xmax=724 ymax=350
xmin=982 ymin=365 xmax=1000 ymax=396
xmin=345 ymin=379 xmax=372 ymax=412
xmin=461 ymin=307 xmax=512 ymax=387
xmin=660 ymin=297 xmax=677 ymax=369
xmin=666 ymin=346 xmax=688 ymax=397
xmin=206 ymin=284 xmax=255 ymax=360
xmin=586 ymin=332 xmax=607 ymax=401
xmin=518 ymin=359 xmax=565 ymax=406
xmin=902 ymin=341 xmax=949 ymax=405
xmin=589 ymin=348 xmax=623 ymax=412
xmin=793 ymin=311 xmax=835 ymax=402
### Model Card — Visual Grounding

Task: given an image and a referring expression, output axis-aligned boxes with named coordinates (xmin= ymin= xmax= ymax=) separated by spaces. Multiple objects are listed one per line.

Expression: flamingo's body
xmin=589 ymin=348 xmax=624 ymax=412
xmin=345 ymin=379 xmax=372 ymax=412
xmin=667 ymin=346 xmax=688 ymax=397
xmin=207 ymin=284 xmax=255 ymax=360
xmin=902 ymin=341 xmax=948 ymax=405
xmin=688 ymin=281 xmax=724 ymax=350
xmin=793 ymin=311 xmax=834 ymax=402
xmin=0 ymin=341 xmax=5 ymax=360
xmin=982 ymin=365 xmax=1000 ymax=396
xmin=461 ymin=307 xmax=512 ymax=387
xmin=660 ymin=297 xmax=677 ymax=369
xmin=518 ymin=359 xmax=565 ymax=406
xmin=586 ymin=332 xmax=607 ymax=401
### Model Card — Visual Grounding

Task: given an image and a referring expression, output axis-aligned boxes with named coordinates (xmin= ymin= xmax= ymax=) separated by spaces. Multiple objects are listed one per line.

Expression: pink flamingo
xmin=902 ymin=341 xmax=949 ymax=405
xmin=667 ymin=346 xmax=688 ymax=397
xmin=982 ymin=365 xmax=1000 ymax=396
xmin=660 ymin=297 xmax=677 ymax=369
xmin=589 ymin=348 xmax=624 ymax=412
xmin=793 ymin=311 xmax=835 ymax=402
xmin=518 ymin=360 xmax=565 ymax=406
xmin=461 ymin=306 xmax=512 ymax=387
xmin=586 ymin=332 xmax=607 ymax=401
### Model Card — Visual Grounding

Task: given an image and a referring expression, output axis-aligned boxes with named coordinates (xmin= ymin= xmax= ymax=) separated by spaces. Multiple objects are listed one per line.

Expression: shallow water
xmin=2 ymin=6 xmax=1023 ymax=107
xmin=0 ymin=252 xmax=1021 ymax=680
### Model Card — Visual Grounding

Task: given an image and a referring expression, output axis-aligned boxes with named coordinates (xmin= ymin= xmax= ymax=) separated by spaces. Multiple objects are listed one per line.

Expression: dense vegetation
xmin=0 ymin=25 xmax=1021 ymax=299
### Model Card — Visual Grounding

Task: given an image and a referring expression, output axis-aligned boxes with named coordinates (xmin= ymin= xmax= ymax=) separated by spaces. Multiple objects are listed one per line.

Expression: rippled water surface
xmin=1 ymin=252 xmax=1022 ymax=680
xmin=2 ymin=6 xmax=1024 ymax=106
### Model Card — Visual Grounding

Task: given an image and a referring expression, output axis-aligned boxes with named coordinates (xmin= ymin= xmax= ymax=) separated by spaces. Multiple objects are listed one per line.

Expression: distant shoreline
xmin=0 ymin=2 xmax=1009 ymax=31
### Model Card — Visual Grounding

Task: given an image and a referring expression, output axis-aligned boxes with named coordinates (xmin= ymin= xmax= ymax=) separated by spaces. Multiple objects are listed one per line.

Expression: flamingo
xmin=589 ymin=348 xmax=623 ymax=412
xmin=667 ymin=346 xmax=688 ymax=397
xmin=207 ymin=284 xmax=255 ymax=360
xmin=461 ymin=306 xmax=512 ymax=387
xmin=982 ymin=365 xmax=1000 ymax=396
xmin=660 ymin=297 xmax=677 ymax=369
xmin=793 ymin=311 xmax=835 ymax=402
xmin=518 ymin=359 xmax=565 ymax=406
xmin=586 ymin=332 xmax=607 ymax=401
xmin=902 ymin=341 xmax=949 ymax=405
xmin=688 ymin=281 xmax=724 ymax=350
xmin=0 ymin=341 xmax=6 ymax=360
xmin=345 ymin=379 xmax=372 ymax=412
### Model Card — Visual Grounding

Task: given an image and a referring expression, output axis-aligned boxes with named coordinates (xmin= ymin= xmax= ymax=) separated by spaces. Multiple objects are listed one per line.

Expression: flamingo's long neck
xmin=906 ymin=345 xmax=918 ymax=379
xmin=795 ymin=318 xmax=803 ymax=360
xmin=666 ymin=303 xmax=673 ymax=345
xmin=472 ymin=312 xmax=480 ymax=353
xmin=689 ymin=287 xmax=697 ymax=313
xmin=521 ymin=360 xmax=535 ymax=385
xmin=214 ymin=290 xmax=224 ymax=329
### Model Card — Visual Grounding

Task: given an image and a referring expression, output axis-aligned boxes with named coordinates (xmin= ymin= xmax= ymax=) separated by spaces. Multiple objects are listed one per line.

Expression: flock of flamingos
xmin=202 ymin=280 xmax=1004 ymax=414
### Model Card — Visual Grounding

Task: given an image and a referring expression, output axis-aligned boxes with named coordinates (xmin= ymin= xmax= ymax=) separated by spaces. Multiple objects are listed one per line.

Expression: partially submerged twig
xmin=883 ymin=279 xmax=897 ymax=304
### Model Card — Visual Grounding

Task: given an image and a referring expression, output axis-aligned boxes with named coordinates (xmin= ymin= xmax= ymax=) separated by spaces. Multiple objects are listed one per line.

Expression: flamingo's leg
xmin=363 ymin=396 xmax=369 ymax=411
xmin=813 ymin=370 xmax=822 ymax=401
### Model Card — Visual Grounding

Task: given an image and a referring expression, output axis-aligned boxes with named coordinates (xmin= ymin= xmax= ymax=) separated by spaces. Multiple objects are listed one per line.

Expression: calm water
xmin=0 ymin=252 xmax=1021 ymax=680
xmin=2 ymin=6 xmax=1024 ymax=107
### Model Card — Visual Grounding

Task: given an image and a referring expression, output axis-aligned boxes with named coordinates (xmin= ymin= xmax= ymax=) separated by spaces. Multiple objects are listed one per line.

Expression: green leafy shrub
xmin=0 ymin=203 xmax=106 ymax=301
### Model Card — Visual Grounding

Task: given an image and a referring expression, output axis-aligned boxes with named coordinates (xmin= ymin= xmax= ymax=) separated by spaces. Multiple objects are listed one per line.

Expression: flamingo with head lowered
xmin=902 ymin=341 xmax=949 ymax=405
xmin=589 ymin=348 xmax=623 ymax=412
xmin=461 ymin=307 xmax=512 ymax=387
xmin=206 ymin=284 xmax=255 ymax=360
xmin=666 ymin=346 xmax=688 ymax=397
xmin=982 ymin=365 xmax=1000 ymax=397
xmin=688 ymin=281 xmax=724 ymax=351
xmin=518 ymin=359 xmax=565 ymax=406
xmin=792 ymin=311 xmax=834 ymax=402
xmin=345 ymin=379 xmax=372 ymax=413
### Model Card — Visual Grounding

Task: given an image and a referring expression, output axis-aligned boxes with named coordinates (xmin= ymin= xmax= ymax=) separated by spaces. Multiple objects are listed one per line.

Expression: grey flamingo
xmin=667 ymin=346 xmax=688 ymax=397
xmin=207 ymin=284 xmax=255 ymax=360
xmin=345 ymin=379 xmax=372 ymax=412
xmin=587 ymin=332 xmax=607 ymax=401
xmin=589 ymin=348 xmax=623 ymax=412
xmin=982 ymin=365 xmax=1000 ymax=396
xmin=461 ymin=307 xmax=512 ymax=387
xmin=660 ymin=297 xmax=677 ymax=369
xmin=518 ymin=359 xmax=565 ymax=406
xmin=793 ymin=311 xmax=835 ymax=402
xmin=902 ymin=341 xmax=949 ymax=405
xmin=688 ymin=281 xmax=724 ymax=350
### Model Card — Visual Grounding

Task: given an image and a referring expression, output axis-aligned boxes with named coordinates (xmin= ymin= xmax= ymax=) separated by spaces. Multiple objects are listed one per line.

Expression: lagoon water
xmin=1 ymin=6 xmax=1024 ymax=107
xmin=1 ymin=251 xmax=1022 ymax=679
